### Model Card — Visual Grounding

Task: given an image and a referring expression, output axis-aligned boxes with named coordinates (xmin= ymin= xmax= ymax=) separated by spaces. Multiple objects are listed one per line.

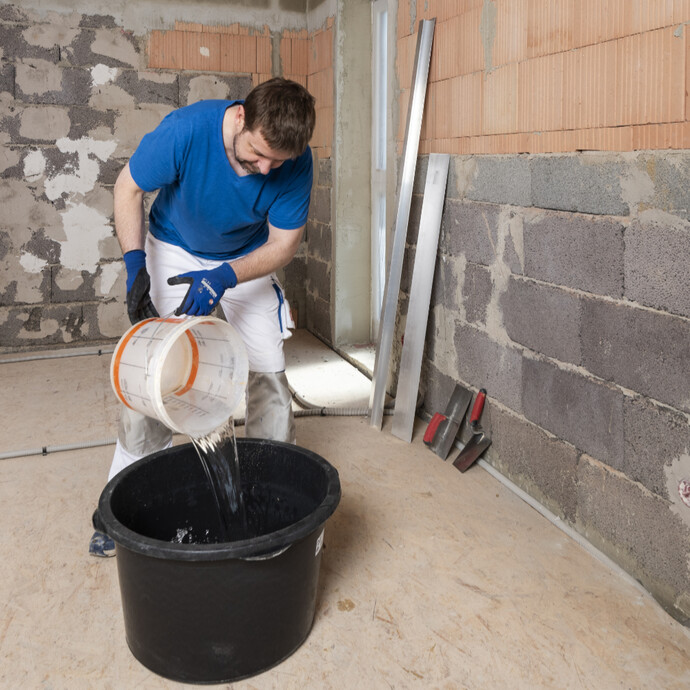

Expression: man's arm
xmin=229 ymin=221 xmax=305 ymax=284
xmin=114 ymin=162 xmax=147 ymax=253
xmin=114 ymin=163 xmax=159 ymax=323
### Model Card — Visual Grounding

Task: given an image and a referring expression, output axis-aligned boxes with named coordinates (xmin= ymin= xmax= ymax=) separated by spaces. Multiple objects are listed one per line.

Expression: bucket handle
xmin=240 ymin=544 xmax=292 ymax=561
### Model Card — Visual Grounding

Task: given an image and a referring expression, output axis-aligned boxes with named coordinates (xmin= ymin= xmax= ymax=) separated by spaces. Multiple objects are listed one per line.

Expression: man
xmin=89 ymin=78 xmax=316 ymax=556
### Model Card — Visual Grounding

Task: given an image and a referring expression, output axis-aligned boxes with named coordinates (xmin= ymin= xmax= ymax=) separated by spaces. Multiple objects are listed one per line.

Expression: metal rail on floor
xmin=369 ymin=18 xmax=436 ymax=430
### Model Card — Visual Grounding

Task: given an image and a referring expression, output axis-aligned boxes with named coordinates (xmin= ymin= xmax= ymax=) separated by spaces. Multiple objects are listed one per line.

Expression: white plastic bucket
xmin=110 ymin=316 xmax=248 ymax=438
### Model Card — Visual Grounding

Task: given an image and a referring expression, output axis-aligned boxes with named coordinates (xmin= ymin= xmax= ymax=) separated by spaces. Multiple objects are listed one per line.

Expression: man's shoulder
xmin=176 ymin=98 xmax=242 ymax=118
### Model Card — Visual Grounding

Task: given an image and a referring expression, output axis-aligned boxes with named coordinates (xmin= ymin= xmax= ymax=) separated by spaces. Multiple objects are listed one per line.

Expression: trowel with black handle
xmin=453 ymin=389 xmax=491 ymax=472
xmin=423 ymin=384 xmax=473 ymax=460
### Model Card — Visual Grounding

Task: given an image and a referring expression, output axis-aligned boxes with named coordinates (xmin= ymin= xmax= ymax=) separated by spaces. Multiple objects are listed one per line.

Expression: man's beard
xmin=233 ymin=133 xmax=260 ymax=174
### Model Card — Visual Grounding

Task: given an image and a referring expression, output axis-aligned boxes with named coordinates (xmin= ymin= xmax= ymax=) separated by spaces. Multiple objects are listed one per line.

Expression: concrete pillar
xmin=332 ymin=0 xmax=372 ymax=344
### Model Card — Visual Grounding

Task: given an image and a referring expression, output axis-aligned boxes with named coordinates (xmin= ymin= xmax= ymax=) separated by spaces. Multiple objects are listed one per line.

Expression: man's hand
xmin=167 ymin=263 xmax=237 ymax=316
xmin=123 ymin=250 xmax=159 ymax=325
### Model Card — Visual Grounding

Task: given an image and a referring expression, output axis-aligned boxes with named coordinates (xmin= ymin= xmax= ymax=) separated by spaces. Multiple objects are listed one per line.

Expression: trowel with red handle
xmin=453 ymin=388 xmax=491 ymax=472
xmin=423 ymin=384 xmax=473 ymax=460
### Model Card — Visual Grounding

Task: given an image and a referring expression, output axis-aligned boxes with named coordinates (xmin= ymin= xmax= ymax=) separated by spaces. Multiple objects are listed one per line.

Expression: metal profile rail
xmin=391 ymin=153 xmax=449 ymax=442
xmin=369 ymin=18 xmax=436 ymax=429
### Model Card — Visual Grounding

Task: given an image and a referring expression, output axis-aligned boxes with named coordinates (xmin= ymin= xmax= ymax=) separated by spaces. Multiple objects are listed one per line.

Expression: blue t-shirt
xmin=128 ymin=99 xmax=313 ymax=260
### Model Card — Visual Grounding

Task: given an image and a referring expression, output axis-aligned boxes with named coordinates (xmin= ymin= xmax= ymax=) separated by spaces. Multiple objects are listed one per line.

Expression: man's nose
xmin=257 ymin=158 xmax=272 ymax=175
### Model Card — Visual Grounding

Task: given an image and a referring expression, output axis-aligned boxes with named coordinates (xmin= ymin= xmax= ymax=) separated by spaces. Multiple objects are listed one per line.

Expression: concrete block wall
xmin=0 ymin=1 xmax=335 ymax=350
xmin=392 ymin=0 xmax=690 ymax=627
xmin=404 ymin=150 xmax=690 ymax=625
xmin=281 ymin=16 xmax=335 ymax=341
xmin=0 ymin=4 xmax=170 ymax=348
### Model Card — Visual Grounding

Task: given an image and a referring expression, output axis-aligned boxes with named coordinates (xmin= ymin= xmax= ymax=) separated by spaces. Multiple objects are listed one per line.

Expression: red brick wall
xmin=397 ymin=0 xmax=690 ymax=153
xmin=148 ymin=20 xmax=333 ymax=159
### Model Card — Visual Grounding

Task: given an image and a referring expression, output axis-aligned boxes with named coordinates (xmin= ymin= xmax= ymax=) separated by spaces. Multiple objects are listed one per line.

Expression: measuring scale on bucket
xmin=110 ymin=316 xmax=248 ymax=438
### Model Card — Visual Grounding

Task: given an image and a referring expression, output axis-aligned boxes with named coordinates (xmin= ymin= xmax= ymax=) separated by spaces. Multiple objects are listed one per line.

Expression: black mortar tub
xmin=97 ymin=438 xmax=341 ymax=684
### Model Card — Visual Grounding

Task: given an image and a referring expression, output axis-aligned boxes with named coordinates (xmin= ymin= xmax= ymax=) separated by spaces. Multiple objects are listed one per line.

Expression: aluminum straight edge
xmin=391 ymin=154 xmax=449 ymax=442
xmin=369 ymin=18 xmax=436 ymax=429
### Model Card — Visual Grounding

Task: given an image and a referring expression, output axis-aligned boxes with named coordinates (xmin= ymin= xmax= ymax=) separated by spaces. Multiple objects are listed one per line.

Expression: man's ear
xmin=235 ymin=104 xmax=245 ymax=130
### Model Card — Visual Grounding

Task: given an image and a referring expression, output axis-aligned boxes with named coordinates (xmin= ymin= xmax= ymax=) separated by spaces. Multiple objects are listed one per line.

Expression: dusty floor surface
xmin=1 ymin=330 xmax=689 ymax=689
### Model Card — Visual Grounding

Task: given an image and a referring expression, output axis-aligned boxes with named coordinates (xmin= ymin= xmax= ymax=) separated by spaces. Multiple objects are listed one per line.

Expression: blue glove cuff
xmin=215 ymin=262 xmax=238 ymax=289
xmin=123 ymin=250 xmax=147 ymax=292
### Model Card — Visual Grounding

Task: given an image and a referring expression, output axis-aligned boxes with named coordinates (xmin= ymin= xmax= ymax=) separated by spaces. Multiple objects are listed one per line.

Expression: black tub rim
xmin=97 ymin=437 xmax=341 ymax=562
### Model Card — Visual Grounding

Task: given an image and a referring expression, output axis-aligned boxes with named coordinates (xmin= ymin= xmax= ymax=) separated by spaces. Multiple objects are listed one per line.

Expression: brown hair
xmin=242 ymin=77 xmax=316 ymax=158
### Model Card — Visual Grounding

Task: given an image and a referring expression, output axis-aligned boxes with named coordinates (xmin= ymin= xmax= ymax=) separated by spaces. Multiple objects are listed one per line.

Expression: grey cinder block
xmin=305 ymin=292 xmax=331 ymax=343
xmin=524 ymin=211 xmax=624 ymax=297
xmin=440 ymin=198 xmax=501 ymax=266
xmin=501 ymin=276 xmax=581 ymax=364
xmin=581 ymin=297 xmax=690 ymax=414
xmin=306 ymin=256 xmax=331 ymax=302
xmin=467 ymin=155 xmax=531 ymax=207
xmin=521 ymin=356 xmax=624 ymax=464
xmin=318 ymin=158 xmax=332 ymax=187
xmin=488 ymin=408 xmax=580 ymax=522
xmin=115 ymin=72 xmax=179 ymax=106
xmin=577 ymin=456 xmax=690 ymax=624
xmin=638 ymin=154 xmax=690 ymax=223
xmin=309 ymin=186 xmax=331 ymax=225
xmin=15 ymin=63 xmax=91 ymax=106
xmin=623 ymin=395 xmax=690 ymax=500
xmin=0 ymin=63 xmax=14 ymax=96
xmin=67 ymin=106 xmax=116 ymax=141
xmin=463 ymin=261 xmax=492 ymax=326
xmin=625 ymin=212 xmax=690 ymax=319
xmin=453 ymin=322 xmax=523 ymax=413
xmin=531 ymin=155 xmax=628 ymax=215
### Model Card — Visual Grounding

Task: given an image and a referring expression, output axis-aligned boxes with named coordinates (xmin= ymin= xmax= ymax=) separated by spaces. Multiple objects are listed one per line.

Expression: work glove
xmin=167 ymin=263 xmax=238 ymax=316
xmin=123 ymin=250 xmax=159 ymax=325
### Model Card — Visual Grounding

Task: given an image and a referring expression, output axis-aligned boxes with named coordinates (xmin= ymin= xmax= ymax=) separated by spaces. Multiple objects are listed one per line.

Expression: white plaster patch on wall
xmin=91 ymin=63 xmax=119 ymax=86
xmin=452 ymin=253 xmax=468 ymax=323
xmin=96 ymin=300 xmax=129 ymax=339
xmin=139 ymin=71 xmax=177 ymax=85
xmin=665 ymin=451 xmax=690 ymax=528
xmin=15 ymin=58 xmax=62 ymax=95
xmin=113 ymin=105 xmax=172 ymax=158
xmin=508 ymin=211 xmax=525 ymax=272
xmin=185 ymin=75 xmax=231 ymax=106
xmin=23 ymin=149 xmax=46 ymax=182
xmin=5 ymin=263 xmax=44 ymax=303
xmin=60 ymin=202 xmax=113 ymax=272
xmin=454 ymin=157 xmax=477 ymax=197
xmin=637 ymin=207 xmax=688 ymax=230
xmin=44 ymin=136 xmax=117 ymax=201
xmin=19 ymin=251 xmax=47 ymax=273
xmin=19 ymin=106 xmax=71 ymax=141
xmin=200 ymin=46 xmax=210 ymax=57
xmin=432 ymin=302 xmax=460 ymax=381
xmin=91 ymin=28 xmax=139 ymax=68
xmin=55 ymin=266 xmax=85 ymax=290
xmin=484 ymin=206 xmax=514 ymax=346
xmin=18 ymin=315 xmax=61 ymax=340
xmin=89 ymin=83 xmax=136 ymax=110
xmin=98 ymin=262 xmax=121 ymax=295
xmin=22 ymin=24 xmax=79 ymax=50
xmin=620 ymin=163 xmax=655 ymax=217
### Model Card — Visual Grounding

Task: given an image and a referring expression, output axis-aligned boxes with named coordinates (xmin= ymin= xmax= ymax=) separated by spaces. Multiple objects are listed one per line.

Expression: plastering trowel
xmin=423 ymin=384 xmax=473 ymax=460
xmin=453 ymin=389 xmax=491 ymax=472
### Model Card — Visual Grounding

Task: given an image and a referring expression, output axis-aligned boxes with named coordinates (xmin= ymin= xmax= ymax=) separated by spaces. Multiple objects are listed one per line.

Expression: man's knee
xmin=245 ymin=371 xmax=295 ymax=444
xmin=118 ymin=405 xmax=173 ymax=456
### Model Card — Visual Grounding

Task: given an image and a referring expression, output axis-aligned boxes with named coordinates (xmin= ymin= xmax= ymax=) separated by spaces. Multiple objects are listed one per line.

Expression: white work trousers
xmin=108 ymin=235 xmax=296 ymax=481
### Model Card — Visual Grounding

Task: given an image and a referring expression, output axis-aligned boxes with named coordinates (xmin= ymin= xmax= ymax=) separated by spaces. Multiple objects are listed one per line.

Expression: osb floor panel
xmin=1 ymin=330 xmax=689 ymax=689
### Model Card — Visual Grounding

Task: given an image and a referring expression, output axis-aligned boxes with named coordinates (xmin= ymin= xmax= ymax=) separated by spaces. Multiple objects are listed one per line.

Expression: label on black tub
xmin=315 ymin=529 xmax=324 ymax=557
